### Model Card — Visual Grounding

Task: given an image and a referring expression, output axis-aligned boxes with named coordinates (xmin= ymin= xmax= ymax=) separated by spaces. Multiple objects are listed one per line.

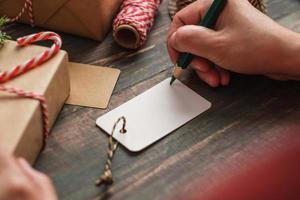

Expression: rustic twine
xmin=168 ymin=0 xmax=267 ymax=19
xmin=0 ymin=32 xmax=62 ymax=149
xmin=10 ymin=0 xmax=34 ymax=26
xmin=95 ymin=117 xmax=127 ymax=186
xmin=1 ymin=2 xmax=63 ymax=149
xmin=248 ymin=0 xmax=267 ymax=12
xmin=113 ymin=0 xmax=161 ymax=49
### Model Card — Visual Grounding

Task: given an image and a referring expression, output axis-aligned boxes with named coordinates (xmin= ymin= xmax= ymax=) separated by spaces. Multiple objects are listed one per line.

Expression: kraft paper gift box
xmin=0 ymin=40 xmax=70 ymax=164
xmin=0 ymin=0 xmax=122 ymax=41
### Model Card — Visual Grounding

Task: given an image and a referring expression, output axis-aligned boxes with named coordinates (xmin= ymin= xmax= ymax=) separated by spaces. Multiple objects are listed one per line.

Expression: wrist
xmin=276 ymin=29 xmax=300 ymax=77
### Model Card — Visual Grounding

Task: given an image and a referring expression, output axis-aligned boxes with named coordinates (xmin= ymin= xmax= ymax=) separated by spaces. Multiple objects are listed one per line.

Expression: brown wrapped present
xmin=0 ymin=0 xmax=122 ymax=41
xmin=0 ymin=40 xmax=70 ymax=164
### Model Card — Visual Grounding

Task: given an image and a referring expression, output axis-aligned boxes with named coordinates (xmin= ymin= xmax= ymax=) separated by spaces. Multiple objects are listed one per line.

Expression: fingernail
xmin=170 ymin=32 xmax=177 ymax=47
xmin=192 ymin=64 xmax=207 ymax=72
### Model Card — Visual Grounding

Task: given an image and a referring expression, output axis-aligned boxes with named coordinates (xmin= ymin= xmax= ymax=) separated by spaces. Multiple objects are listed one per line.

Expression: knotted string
xmin=96 ymin=116 xmax=127 ymax=186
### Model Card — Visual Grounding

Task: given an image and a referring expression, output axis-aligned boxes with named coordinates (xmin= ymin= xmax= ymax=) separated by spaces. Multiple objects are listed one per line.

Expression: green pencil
xmin=170 ymin=0 xmax=227 ymax=85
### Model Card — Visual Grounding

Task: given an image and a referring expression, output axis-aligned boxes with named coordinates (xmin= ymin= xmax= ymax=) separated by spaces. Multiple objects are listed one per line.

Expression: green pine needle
xmin=0 ymin=16 xmax=10 ymax=45
xmin=0 ymin=16 xmax=10 ymax=26
xmin=0 ymin=31 xmax=11 ymax=44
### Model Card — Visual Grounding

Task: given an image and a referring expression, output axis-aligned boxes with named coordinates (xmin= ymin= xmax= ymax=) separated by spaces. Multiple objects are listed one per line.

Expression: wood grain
xmin=4 ymin=0 xmax=300 ymax=199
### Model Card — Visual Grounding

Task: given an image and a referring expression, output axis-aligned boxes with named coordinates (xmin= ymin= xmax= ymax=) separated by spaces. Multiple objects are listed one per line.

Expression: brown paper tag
xmin=66 ymin=62 xmax=120 ymax=109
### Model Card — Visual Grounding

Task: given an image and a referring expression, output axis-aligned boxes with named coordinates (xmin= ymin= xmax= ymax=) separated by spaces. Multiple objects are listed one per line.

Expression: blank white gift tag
xmin=96 ymin=78 xmax=211 ymax=152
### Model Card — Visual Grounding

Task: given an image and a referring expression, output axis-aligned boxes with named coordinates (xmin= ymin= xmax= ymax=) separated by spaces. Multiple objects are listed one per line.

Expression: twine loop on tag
xmin=96 ymin=116 xmax=127 ymax=186
xmin=0 ymin=32 xmax=62 ymax=149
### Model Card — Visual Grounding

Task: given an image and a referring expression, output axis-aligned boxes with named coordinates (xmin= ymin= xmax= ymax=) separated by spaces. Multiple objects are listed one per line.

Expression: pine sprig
xmin=0 ymin=16 xmax=11 ymax=44
xmin=0 ymin=16 xmax=10 ymax=26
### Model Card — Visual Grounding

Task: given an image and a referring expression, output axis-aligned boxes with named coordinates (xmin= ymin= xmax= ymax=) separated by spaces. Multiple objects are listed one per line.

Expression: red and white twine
xmin=10 ymin=0 xmax=34 ymax=26
xmin=0 ymin=32 xmax=61 ymax=82
xmin=113 ymin=0 xmax=161 ymax=48
xmin=0 ymin=32 xmax=62 ymax=148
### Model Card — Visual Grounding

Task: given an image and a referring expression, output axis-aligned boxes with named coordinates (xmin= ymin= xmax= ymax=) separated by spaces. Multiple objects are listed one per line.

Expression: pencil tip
xmin=170 ymin=76 xmax=176 ymax=85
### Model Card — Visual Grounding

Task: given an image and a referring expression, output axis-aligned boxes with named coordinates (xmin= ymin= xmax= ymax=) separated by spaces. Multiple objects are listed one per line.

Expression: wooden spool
xmin=113 ymin=24 xmax=140 ymax=49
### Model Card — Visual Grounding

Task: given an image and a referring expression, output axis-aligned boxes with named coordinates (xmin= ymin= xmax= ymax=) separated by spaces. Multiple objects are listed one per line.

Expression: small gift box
xmin=0 ymin=0 xmax=122 ymax=41
xmin=0 ymin=39 xmax=70 ymax=164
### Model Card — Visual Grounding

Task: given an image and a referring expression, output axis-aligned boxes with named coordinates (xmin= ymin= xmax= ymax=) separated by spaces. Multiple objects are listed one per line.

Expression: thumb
xmin=169 ymin=25 xmax=219 ymax=61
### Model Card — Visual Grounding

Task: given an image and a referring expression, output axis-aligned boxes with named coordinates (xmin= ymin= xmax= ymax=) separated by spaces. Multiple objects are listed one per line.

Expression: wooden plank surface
xmin=4 ymin=0 xmax=300 ymax=199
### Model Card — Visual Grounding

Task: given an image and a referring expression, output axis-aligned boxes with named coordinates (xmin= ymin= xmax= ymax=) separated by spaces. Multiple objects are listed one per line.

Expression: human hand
xmin=0 ymin=150 xmax=57 ymax=200
xmin=167 ymin=0 xmax=300 ymax=87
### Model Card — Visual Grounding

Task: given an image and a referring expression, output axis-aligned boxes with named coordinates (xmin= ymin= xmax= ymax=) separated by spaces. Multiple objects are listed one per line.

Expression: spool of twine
xmin=113 ymin=0 xmax=161 ymax=49
xmin=176 ymin=0 xmax=194 ymax=11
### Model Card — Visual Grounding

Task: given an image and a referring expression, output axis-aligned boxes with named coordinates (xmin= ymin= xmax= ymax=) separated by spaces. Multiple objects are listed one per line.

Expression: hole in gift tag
xmin=96 ymin=78 xmax=212 ymax=152
xmin=120 ymin=128 xmax=127 ymax=134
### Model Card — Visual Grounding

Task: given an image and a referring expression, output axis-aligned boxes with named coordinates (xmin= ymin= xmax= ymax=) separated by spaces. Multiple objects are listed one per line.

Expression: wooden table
xmin=5 ymin=0 xmax=300 ymax=199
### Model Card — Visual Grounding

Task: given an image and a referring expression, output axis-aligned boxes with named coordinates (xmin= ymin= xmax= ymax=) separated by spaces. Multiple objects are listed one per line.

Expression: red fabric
xmin=191 ymin=137 xmax=300 ymax=200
